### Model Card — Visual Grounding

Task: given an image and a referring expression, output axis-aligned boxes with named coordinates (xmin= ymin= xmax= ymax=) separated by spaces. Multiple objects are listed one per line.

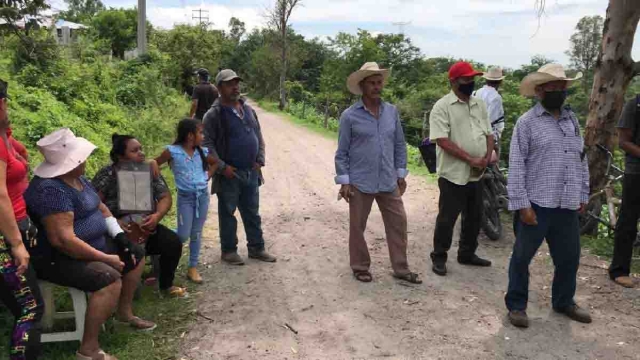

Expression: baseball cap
xmin=448 ymin=61 xmax=483 ymax=80
xmin=0 ymin=79 xmax=9 ymax=99
xmin=215 ymin=69 xmax=243 ymax=85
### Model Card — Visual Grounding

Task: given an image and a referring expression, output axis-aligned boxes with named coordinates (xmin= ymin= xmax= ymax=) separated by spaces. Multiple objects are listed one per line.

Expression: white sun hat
xmin=483 ymin=67 xmax=506 ymax=81
xmin=33 ymin=128 xmax=97 ymax=178
xmin=520 ymin=63 xmax=583 ymax=97
xmin=346 ymin=62 xmax=390 ymax=95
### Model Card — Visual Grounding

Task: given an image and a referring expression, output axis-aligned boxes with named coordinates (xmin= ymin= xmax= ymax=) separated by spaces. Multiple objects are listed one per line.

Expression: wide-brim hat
xmin=483 ymin=67 xmax=505 ymax=81
xmin=347 ymin=62 xmax=390 ymax=95
xmin=520 ymin=63 xmax=583 ymax=97
xmin=33 ymin=128 xmax=97 ymax=178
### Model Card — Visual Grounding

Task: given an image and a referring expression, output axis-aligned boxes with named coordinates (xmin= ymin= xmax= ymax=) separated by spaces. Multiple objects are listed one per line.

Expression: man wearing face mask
xmin=428 ymin=61 xmax=494 ymax=277
xmin=505 ymin=64 xmax=591 ymax=328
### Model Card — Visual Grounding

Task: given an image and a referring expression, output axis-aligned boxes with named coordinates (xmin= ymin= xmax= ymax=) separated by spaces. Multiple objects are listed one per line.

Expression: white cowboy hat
xmin=346 ymin=62 xmax=390 ymax=95
xmin=483 ymin=67 xmax=505 ymax=81
xmin=33 ymin=128 xmax=96 ymax=178
xmin=519 ymin=63 xmax=583 ymax=97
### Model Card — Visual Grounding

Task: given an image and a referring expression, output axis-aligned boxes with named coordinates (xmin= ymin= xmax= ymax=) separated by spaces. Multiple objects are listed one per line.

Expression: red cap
xmin=448 ymin=61 xmax=483 ymax=80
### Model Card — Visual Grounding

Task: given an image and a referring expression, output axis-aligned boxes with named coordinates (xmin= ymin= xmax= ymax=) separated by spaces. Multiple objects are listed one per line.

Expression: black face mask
xmin=541 ymin=90 xmax=567 ymax=110
xmin=458 ymin=81 xmax=475 ymax=96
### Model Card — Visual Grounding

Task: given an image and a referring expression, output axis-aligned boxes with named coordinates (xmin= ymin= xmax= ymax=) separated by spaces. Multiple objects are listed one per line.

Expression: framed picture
xmin=116 ymin=161 xmax=155 ymax=214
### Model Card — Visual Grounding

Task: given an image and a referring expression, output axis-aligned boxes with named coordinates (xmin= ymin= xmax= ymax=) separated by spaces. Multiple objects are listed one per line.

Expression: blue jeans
xmin=505 ymin=204 xmax=581 ymax=311
xmin=217 ymin=168 xmax=264 ymax=253
xmin=177 ymin=189 xmax=210 ymax=268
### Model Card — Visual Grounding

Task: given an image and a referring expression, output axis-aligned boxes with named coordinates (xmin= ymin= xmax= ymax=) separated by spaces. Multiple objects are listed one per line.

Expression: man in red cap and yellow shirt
xmin=428 ymin=61 xmax=494 ymax=276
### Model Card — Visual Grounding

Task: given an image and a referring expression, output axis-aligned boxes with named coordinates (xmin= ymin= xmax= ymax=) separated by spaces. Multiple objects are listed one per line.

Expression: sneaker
xmin=187 ymin=267 xmax=203 ymax=284
xmin=248 ymin=249 xmax=277 ymax=262
xmin=508 ymin=310 xmax=529 ymax=328
xmin=432 ymin=262 xmax=447 ymax=276
xmin=221 ymin=252 xmax=245 ymax=265
xmin=555 ymin=304 xmax=592 ymax=324
xmin=613 ymin=276 xmax=635 ymax=288
xmin=457 ymin=255 xmax=492 ymax=267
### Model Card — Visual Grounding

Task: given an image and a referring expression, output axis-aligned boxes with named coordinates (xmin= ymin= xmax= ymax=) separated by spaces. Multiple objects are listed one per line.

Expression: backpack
xmin=419 ymin=138 xmax=437 ymax=174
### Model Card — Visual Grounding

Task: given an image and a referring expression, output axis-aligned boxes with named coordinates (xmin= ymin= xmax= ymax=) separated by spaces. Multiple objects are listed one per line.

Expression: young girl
xmin=155 ymin=119 xmax=216 ymax=283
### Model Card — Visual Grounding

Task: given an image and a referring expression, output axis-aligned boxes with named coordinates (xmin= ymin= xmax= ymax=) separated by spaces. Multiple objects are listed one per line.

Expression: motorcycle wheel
xmin=481 ymin=182 xmax=503 ymax=241
xmin=579 ymin=198 xmax=602 ymax=236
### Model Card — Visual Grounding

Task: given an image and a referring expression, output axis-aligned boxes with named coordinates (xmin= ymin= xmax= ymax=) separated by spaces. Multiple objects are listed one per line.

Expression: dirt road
xmin=180 ymin=102 xmax=640 ymax=360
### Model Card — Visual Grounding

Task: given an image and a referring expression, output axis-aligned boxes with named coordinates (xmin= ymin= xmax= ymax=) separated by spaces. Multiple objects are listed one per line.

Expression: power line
xmin=192 ymin=9 xmax=209 ymax=25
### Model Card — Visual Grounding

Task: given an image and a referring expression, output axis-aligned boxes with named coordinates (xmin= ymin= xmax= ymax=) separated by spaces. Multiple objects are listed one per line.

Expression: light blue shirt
xmin=334 ymin=100 xmax=409 ymax=194
xmin=167 ymin=145 xmax=210 ymax=192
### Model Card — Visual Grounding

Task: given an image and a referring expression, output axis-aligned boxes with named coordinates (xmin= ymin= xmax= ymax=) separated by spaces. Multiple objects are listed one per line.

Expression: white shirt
xmin=474 ymin=85 xmax=505 ymax=138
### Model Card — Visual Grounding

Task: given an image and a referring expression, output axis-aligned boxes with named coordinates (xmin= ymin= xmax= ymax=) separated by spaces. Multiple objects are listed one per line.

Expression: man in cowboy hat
xmin=428 ymin=61 xmax=494 ymax=277
xmin=506 ymin=63 xmax=591 ymax=328
xmin=334 ymin=62 xmax=421 ymax=284
xmin=474 ymin=67 xmax=506 ymax=156
xmin=190 ymin=68 xmax=219 ymax=121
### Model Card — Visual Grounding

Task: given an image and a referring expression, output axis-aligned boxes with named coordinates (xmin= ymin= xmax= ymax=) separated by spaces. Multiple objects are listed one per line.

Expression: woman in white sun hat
xmin=24 ymin=128 xmax=155 ymax=360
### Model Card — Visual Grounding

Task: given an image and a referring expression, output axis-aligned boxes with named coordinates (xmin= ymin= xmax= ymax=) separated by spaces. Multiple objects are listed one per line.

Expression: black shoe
xmin=508 ymin=310 xmax=530 ymax=328
xmin=432 ymin=262 xmax=447 ymax=276
xmin=458 ymin=255 xmax=492 ymax=267
xmin=554 ymin=304 xmax=592 ymax=324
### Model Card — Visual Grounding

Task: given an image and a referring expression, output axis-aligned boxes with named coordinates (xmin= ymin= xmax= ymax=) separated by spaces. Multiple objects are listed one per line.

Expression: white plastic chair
xmin=39 ymin=280 xmax=87 ymax=343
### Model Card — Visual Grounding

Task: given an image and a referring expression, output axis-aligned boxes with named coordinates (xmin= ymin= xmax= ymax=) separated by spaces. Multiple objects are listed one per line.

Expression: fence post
xmin=324 ymin=99 xmax=330 ymax=129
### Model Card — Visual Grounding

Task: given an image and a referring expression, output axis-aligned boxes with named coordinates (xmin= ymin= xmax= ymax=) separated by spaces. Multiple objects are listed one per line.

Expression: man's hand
xmin=519 ymin=208 xmax=538 ymax=226
xmin=223 ymin=165 xmax=237 ymax=179
xmin=489 ymin=150 xmax=498 ymax=165
xmin=579 ymin=203 xmax=587 ymax=214
xmin=141 ymin=213 xmax=161 ymax=231
xmin=338 ymin=184 xmax=354 ymax=203
xmin=10 ymin=242 xmax=30 ymax=276
xmin=118 ymin=219 xmax=132 ymax=234
xmin=469 ymin=157 xmax=488 ymax=169
xmin=397 ymin=178 xmax=407 ymax=196
xmin=105 ymin=254 xmax=125 ymax=272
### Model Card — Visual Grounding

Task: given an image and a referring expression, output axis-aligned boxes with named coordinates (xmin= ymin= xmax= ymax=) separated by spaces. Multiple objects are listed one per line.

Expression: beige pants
xmin=349 ymin=187 xmax=410 ymax=275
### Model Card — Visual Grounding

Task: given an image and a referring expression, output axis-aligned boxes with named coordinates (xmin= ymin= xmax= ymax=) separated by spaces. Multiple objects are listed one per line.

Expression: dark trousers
xmin=431 ymin=178 xmax=482 ymax=264
xmin=145 ymin=224 xmax=182 ymax=290
xmin=505 ymin=204 xmax=581 ymax=311
xmin=217 ymin=169 xmax=265 ymax=254
xmin=0 ymin=255 xmax=44 ymax=360
xmin=610 ymin=173 xmax=640 ymax=279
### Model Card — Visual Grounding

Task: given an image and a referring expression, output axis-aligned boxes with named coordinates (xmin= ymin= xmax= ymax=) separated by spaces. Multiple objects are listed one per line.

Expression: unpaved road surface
xmin=181 ymin=102 xmax=640 ymax=360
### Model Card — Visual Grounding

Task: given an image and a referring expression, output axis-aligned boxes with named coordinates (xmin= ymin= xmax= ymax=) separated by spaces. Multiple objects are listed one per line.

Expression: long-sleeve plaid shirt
xmin=507 ymin=103 xmax=590 ymax=211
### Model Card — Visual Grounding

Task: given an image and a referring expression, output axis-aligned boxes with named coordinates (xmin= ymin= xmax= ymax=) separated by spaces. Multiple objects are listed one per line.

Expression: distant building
xmin=54 ymin=19 xmax=88 ymax=45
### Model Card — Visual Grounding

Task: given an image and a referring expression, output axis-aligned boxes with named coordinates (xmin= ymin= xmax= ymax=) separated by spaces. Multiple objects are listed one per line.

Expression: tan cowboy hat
xmin=33 ymin=128 xmax=97 ymax=178
xmin=483 ymin=67 xmax=505 ymax=81
xmin=346 ymin=62 xmax=390 ymax=95
xmin=520 ymin=63 xmax=583 ymax=97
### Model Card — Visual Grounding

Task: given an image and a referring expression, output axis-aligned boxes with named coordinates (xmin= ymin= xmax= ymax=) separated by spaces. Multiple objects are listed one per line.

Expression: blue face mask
xmin=458 ymin=81 xmax=475 ymax=96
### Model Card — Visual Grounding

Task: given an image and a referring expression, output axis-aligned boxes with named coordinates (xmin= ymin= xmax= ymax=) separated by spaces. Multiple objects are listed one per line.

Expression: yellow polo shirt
xmin=429 ymin=91 xmax=491 ymax=185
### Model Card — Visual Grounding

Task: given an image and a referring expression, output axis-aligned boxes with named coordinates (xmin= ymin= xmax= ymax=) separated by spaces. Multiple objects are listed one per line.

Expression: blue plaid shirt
xmin=507 ymin=103 xmax=590 ymax=211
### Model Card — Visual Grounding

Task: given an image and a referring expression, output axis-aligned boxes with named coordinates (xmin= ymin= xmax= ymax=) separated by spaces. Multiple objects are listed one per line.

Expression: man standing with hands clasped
xmin=505 ymin=64 xmax=592 ymax=328
xmin=334 ymin=62 xmax=421 ymax=284
xmin=428 ymin=61 xmax=494 ymax=277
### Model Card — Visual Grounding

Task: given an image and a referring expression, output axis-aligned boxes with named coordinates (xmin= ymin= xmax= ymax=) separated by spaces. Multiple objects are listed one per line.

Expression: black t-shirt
xmin=192 ymin=83 xmax=219 ymax=119
xmin=617 ymin=98 xmax=640 ymax=174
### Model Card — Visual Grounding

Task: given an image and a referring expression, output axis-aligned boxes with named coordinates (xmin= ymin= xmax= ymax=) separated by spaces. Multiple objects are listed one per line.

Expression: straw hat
xmin=346 ymin=62 xmax=390 ymax=95
xmin=520 ymin=63 xmax=583 ymax=97
xmin=33 ymin=128 xmax=96 ymax=178
xmin=483 ymin=67 xmax=505 ymax=81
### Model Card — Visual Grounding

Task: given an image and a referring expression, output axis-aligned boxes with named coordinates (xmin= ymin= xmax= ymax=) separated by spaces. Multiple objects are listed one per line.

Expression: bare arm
xmin=42 ymin=212 xmax=113 ymax=262
xmin=98 ymin=201 xmax=114 ymax=218
xmin=154 ymin=149 xmax=173 ymax=167
xmin=190 ymin=99 xmax=198 ymax=118
xmin=485 ymin=134 xmax=495 ymax=162
xmin=435 ymin=138 xmax=473 ymax=164
xmin=618 ymin=128 xmax=640 ymax=158
xmin=207 ymin=154 xmax=218 ymax=179
xmin=0 ymin=161 xmax=22 ymax=246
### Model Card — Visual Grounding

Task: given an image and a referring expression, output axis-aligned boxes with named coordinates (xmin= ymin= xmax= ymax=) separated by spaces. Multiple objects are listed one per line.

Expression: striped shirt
xmin=507 ymin=103 xmax=590 ymax=211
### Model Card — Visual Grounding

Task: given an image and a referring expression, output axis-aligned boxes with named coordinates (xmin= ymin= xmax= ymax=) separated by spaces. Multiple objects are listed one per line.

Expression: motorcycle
xmin=480 ymin=165 xmax=509 ymax=241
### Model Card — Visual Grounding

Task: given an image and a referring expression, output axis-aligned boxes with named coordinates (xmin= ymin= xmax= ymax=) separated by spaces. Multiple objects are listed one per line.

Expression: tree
xmin=268 ymin=0 xmax=302 ymax=110
xmin=566 ymin=15 xmax=603 ymax=90
xmin=58 ymin=0 xmax=105 ymax=24
xmin=228 ymin=17 xmax=246 ymax=43
xmin=91 ymin=8 xmax=142 ymax=59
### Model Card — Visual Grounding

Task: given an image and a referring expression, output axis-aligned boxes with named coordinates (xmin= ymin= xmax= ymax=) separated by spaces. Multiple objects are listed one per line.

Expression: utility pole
xmin=137 ymin=0 xmax=147 ymax=54
xmin=392 ymin=21 xmax=411 ymax=35
xmin=192 ymin=9 xmax=209 ymax=25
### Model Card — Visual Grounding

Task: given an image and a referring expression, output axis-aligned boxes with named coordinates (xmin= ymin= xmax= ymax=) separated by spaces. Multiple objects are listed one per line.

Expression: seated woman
xmin=92 ymin=134 xmax=186 ymax=297
xmin=24 ymin=128 xmax=155 ymax=360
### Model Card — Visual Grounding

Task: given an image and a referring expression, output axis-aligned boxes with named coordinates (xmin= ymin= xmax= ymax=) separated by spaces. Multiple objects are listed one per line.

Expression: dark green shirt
xmin=617 ymin=98 xmax=640 ymax=174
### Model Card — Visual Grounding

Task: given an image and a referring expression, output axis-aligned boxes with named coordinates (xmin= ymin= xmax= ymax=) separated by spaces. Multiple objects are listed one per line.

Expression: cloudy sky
xmin=51 ymin=0 xmax=640 ymax=69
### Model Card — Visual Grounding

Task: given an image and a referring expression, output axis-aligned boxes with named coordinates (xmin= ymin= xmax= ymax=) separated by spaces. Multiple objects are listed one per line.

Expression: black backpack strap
xmin=634 ymin=94 xmax=640 ymax=141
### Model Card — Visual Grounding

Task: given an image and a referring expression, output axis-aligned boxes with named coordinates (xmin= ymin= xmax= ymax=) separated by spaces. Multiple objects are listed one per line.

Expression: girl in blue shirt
xmin=155 ymin=119 xmax=216 ymax=283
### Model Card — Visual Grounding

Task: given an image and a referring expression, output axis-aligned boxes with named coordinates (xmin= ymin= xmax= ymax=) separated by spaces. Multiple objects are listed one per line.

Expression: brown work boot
xmin=555 ymin=304 xmax=592 ymax=324
xmin=248 ymin=249 xmax=277 ymax=263
xmin=613 ymin=276 xmax=635 ymax=288
xmin=221 ymin=252 xmax=245 ymax=265
xmin=187 ymin=267 xmax=203 ymax=284
xmin=508 ymin=310 xmax=529 ymax=328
